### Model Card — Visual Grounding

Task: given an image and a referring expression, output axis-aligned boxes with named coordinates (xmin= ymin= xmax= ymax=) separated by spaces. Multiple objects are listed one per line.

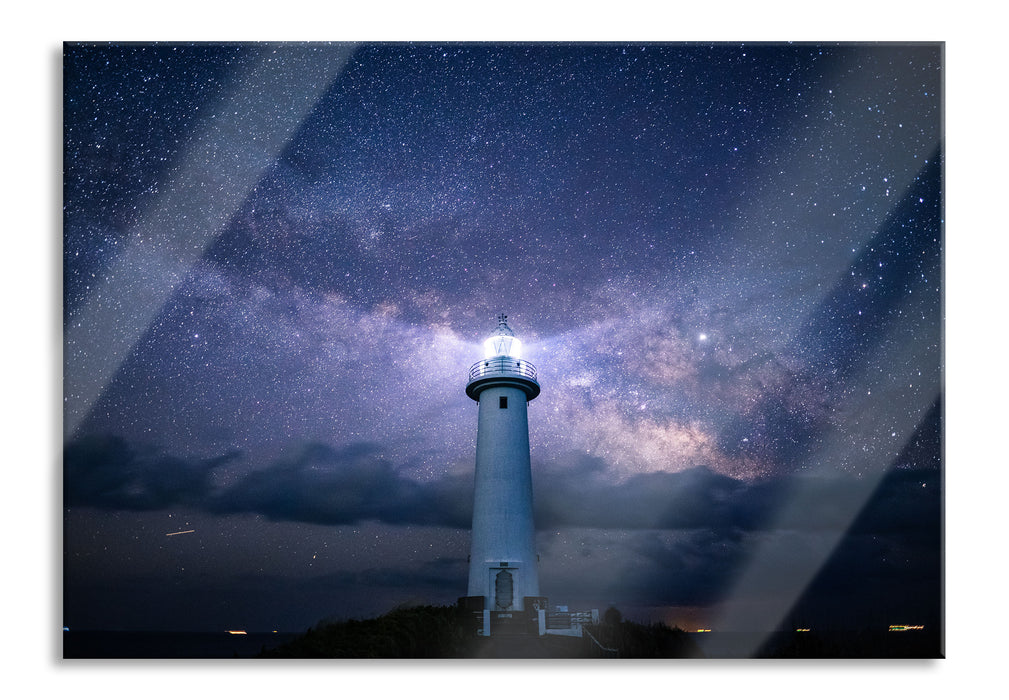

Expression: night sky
xmin=62 ymin=42 xmax=943 ymax=646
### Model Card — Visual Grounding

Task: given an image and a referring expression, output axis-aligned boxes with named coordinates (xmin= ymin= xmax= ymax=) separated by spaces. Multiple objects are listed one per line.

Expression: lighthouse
xmin=462 ymin=314 xmax=545 ymax=634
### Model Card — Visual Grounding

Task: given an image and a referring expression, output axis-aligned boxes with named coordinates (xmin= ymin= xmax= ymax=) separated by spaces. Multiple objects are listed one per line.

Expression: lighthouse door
xmin=492 ymin=568 xmax=514 ymax=610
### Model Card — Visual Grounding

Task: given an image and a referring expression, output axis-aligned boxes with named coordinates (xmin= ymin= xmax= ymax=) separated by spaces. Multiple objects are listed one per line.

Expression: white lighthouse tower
xmin=462 ymin=314 xmax=544 ymax=634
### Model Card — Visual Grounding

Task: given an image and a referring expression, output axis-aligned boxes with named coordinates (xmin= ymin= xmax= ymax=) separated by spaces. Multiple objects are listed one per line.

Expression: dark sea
xmin=62 ymin=630 xmax=300 ymax=659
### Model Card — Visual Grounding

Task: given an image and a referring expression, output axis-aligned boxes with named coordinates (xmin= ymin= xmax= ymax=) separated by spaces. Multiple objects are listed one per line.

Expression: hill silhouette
xmin=258 ymin=605 xmax=702 ymax=659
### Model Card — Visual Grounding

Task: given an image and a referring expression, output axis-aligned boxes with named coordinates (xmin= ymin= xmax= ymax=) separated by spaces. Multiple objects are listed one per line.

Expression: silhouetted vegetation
xmin=260 ymin=605 xmax=475 ymax=658
xmin=603 ymin=605 xmax=622 ymax=626
xmin=587 ymin=620 xmax=703 ymax=658
xmin=259 ymin=605 xmax=707 ymax=658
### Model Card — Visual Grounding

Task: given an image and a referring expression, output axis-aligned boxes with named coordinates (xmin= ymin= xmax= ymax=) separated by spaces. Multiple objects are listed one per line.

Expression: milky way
xmin=63 ymin=42 xmax=942 ymax=643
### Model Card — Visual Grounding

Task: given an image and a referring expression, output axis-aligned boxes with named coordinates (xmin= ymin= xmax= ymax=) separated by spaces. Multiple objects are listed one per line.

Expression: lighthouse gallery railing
xmin=468 ymin=357 xmax=538 ymax=383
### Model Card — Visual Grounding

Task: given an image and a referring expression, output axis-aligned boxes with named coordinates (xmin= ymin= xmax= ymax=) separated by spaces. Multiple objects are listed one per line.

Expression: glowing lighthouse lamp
xmin=462 ymin=314 xmax=546 ymax=636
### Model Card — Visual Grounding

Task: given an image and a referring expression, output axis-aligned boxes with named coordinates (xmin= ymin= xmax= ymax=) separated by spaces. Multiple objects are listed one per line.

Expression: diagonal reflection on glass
xmin=63 ymin=43 xmax=358 ymax=441
xmin=703 ymin=152 xmax=942 ymax=656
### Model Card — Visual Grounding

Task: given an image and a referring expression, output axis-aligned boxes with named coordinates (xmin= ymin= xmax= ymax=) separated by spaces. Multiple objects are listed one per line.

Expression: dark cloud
xmin=557 ymin=466 xmax=941 ymax=614
xmin=612 ymin=529 xmax=750 ymax=607
xmin=535 ymin=462 xmax=764 ymax=530
xmin=65 ymin=433 xmax=939 ymax=545
xmin=64 ymin=434 xmax=240 ymax=510
xmin=64 ymin=436 xmax=474 ymax=527
xmin=208 ymin=442 xmax=474 ymax=528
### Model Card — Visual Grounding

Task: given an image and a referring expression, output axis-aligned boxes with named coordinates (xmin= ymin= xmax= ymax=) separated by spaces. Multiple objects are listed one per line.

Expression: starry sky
xmin=62 ymin=41 xmax=942 ymax=644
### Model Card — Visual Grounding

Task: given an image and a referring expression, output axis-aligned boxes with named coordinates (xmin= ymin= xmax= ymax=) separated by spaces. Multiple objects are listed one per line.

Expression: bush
xmin=260 ymin=605 xmax=475 ymax=658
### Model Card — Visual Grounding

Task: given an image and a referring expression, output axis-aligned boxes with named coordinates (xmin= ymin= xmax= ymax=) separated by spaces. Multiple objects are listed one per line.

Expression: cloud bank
xmin=65 ymin=432 xmax=938 ymax=539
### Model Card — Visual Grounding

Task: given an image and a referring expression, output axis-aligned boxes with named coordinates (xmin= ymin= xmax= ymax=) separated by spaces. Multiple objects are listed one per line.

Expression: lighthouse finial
xmin=497 ymin=313 xmax=507 ymax=325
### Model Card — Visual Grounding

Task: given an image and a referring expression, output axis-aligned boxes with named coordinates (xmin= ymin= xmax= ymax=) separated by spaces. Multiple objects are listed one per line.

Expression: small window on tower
xmin=499 ymin=396 xmax=508 ymax=409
